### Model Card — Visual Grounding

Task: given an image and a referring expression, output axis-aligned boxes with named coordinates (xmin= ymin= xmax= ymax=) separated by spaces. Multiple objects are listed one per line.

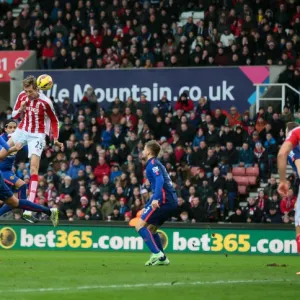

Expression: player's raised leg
xmin=0 ymin=178 xmax=29 ymax=218
xmin=0 ymin=171 xmax=58 ymax=226
xmin=6 ymin=196 xmax=59 ymax=227
xmin=23 ymin=140 xmax=43 ymax=222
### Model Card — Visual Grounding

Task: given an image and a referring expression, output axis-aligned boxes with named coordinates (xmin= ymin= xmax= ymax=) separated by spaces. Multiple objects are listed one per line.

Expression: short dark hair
xmin=145 ymin=140 xmax=161 ymax=157
xmin=286 ymin=122 xmax=299 ymax=132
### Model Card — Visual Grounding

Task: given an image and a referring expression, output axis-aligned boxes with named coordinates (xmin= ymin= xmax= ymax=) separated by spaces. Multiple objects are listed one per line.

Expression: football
xmin=36 ymin=74 xmax=53 ymax=91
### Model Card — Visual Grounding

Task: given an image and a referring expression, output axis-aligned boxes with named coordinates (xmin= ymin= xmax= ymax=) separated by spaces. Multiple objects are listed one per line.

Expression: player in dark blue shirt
xmin=0 ymin=135 xmax=58 ymax=226
xmin=135 ymin=140 xmax=178 ymax=266
xmin=0 ymin=120 xmax=27 ymax=197
xmin=0 ymin=120 xmax=35 ymax=221
xmin=288 ymin=146 xmax=300 ymax=177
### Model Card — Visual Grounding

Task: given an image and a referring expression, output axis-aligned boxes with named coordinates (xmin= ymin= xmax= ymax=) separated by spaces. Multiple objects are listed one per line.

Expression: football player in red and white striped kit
xmin=0 ymin=75 xmax=64 ymax=223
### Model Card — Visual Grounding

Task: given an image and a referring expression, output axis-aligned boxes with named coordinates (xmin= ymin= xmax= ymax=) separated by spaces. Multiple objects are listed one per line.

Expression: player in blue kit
xmin=135 ymin=140 xmax=178 ymax=266
xmin=0 ymin=135 xmax=59 ymax=226
xmin=0 ymin=120 xmax=27 ymax=197
xmin=0 ymin=120 xmax=37 ymax=222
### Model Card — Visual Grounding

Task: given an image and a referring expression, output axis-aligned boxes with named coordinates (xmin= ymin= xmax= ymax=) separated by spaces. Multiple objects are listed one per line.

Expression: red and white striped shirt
xmin=286 ymin=127 xmax=300 ymax=147
xmin=12 ymin=91 xmax=59 ymax=139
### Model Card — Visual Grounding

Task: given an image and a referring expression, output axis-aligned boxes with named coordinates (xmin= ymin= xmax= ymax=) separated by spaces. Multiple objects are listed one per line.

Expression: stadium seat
xmin=248 ymin=176 xmax=258 ymax=186
xmin=296 ymin=58 xmax=300 ymax=68
xmin=232 ymin=167 xmax=246 ymax=176
xmin=233 ymin=176 xmax=249 ymax=186
xmin=190 ymin=167 xmax=200 ymax=176
xmin=238 ymin=185 xmax=248 ymax=195
xmin=192 ymin=11 xmax=204 ymax=20
xmin=246 ymin=167 xmax=259 ymax=176
xmin=180 ymin=11 xmax=193 ymax=24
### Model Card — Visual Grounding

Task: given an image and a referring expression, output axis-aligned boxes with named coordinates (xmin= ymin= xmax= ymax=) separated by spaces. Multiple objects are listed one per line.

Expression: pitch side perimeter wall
xmin=0 ymin=222 xmax=296 ymax=255
xmin=10 ymin=66 xmax=284 ymax=112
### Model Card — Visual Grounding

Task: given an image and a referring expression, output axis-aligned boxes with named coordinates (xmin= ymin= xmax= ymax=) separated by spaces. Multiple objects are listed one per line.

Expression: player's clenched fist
xmin=151 ymin=200 xmax=160 ymax=209
xmin=19 ymin=101 xmax=26 ymax=112
xmin=278 ymin=181 xmax=289 ymax=197
xmin=54 ymin=139 xmax=64 ymax=151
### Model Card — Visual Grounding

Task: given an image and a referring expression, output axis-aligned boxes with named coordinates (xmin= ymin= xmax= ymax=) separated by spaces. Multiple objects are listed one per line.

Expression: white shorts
xmin=295 ymin=188 xmax=300 ymax=227
xmin=11 ymin=128 xmax=46 ymax=158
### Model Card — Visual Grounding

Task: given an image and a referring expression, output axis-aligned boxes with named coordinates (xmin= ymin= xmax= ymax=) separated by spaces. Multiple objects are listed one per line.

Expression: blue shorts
xmin=0 ymin=172 xmax=13 ymax=201
xmin=2 ymin=171 xmax=20 ymax=190
xmin=141 ymin=201 xmax=178 ymax=226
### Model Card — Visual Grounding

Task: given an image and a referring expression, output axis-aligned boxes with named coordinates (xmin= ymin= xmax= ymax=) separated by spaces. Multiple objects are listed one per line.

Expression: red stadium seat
xmin=246 ymin=167 xmax=259 ymax=176
xmin=156 ymin=61 xmax=165 ymax=68
xmin=232 ymin=167 xmax=246 ymax=176
xmin=233 ymin=176 xmax=249 ymax=186
xmin=248 ymin=176 xmax=257 ymax=186
xmin=238 ymin=185 xmax=248 ymax=195
xmin=190 ymin=167 xmax=200 ymax=176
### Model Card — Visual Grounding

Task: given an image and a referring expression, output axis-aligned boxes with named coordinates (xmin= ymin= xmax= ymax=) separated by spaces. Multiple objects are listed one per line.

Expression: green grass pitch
xmin=0 ymin=251 xmax=299 ymax=300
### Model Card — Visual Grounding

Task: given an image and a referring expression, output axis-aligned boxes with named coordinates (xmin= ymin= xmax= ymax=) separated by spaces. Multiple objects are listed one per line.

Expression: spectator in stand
xmin=94 ymin=157 xmax=110 ymax=185
xmin=243 ymin=198 xmax=263 ymax=223
xmin=280 ymin=189 xmax=296 ymax=216
xmin=256 ymin=190 xmax=268 ymax=212
xmin=215 ymin=189 xmax=228 ymax=221
xmin=224 ymin=172 xmax=237 ymax=211
xmin=101 ymin=122 xmax=113 ymax=148
xmin=253 ymin=142 xmax=269 ymax=183
xmin=228 ymin=207 xmax=245 ymax=223
xmin=67 ymin=157 xmax=85 ymax=180
xmin=224 ymin=141 xmax=239 ymax=166
xmin=196 ymin=97 xmax=210 ymax=116
xmin=192 ymin=128 xmax=205 ymax=147
xmin=210 ymin=167 xmax=225 ymax=190
xmin=265 ymin=206 xmax=282 ymax=224
xmin=265 ymin=193 xmax=281 ymax=215
xmin=204 ymin=196 xmax=217 ymax=222
xmin=280 ymin=106 xmax=294 ymax=124
xmin=264 ymin=177 xmax=278 ymax=199
xmin=175 ymin=93 xmax=194 ymax=113
xmin=191 ymin=197 xmax=205 ymax=223
xmin=264 ymin=132 xmax=278 ymax=174
xmin=213 ymin=108 xmax=226 ymax=128
xmin=225 ymin=106 xmax=242 ymax=128
xmin=238 ymin=142 xmax=254 ymax=168
xmin=157 ymin=94 xmax=172 ymax=117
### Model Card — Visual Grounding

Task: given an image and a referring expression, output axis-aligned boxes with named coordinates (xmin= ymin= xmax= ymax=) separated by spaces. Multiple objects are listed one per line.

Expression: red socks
xmin=296 ymin=235 xmax=300 ymax=253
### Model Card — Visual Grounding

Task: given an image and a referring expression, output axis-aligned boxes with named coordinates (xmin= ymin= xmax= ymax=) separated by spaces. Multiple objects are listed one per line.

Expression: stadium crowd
xmin=0 ymin=0 xmax=299 ymax=224
xmin=0 ymin=91 xmax=298 ymax=225
xmin=2 ymin=0 xmax=300 ymax=68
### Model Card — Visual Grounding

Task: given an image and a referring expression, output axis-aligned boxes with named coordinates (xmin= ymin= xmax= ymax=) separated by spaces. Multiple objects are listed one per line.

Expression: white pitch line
xmin=0 ymin=279 xmax=295 ymax=294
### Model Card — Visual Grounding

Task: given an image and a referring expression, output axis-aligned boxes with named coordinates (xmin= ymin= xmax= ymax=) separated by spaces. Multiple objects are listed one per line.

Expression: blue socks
xmin=18 ymin=184 xmax=27 ymax=200
xmin=18 ymin=199 xmax=51 ymax=216
xmin=153 ymin=233 xmax=164 ymax=253
xmin=0 ymin=204 xmax=12 ymax=216
xmin=0 ymin=136 xmax=9 ymax=151
xmin=0 ymin=185 xmax=28 ymax=217
xmin=0 ymin=198 xmax=51 ymax=217
xmin=138 ymin=227 xmax=160 ymax=254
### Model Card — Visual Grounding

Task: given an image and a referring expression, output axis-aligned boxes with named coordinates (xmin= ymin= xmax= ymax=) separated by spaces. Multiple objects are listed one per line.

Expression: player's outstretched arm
xmin=0 ymin=136 xmax=9 ymax=151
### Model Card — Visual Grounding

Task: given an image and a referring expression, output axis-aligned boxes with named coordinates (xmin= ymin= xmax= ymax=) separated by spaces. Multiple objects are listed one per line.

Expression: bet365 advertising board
xmin=0 ymin=225 xmax=296 ymax=255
